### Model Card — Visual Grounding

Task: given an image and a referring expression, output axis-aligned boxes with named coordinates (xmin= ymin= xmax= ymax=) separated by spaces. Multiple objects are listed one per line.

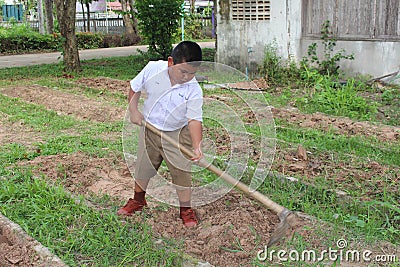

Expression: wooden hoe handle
xmin=143 ymin=120 xmax=286 ymax=215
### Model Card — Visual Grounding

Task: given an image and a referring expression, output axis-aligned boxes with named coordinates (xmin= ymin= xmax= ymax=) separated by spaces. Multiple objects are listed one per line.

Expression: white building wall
xmin=4 ymin=0 xmax=18 ymax=4
xmin=216 ymin=0 xmax=400 ymax=78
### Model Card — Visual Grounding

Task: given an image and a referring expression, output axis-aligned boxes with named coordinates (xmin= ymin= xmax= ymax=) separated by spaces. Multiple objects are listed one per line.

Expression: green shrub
xmin=0 ymin=24 xmax=126 ymax=54
xmin=177 ymin=13 xmax=208 ymax=41
xmin=134 ymin=0 xmax=182 ymax=59
xmin=0 ymin=25 xmax=61 ymax=53
xmin=382 ymin=88 xmax=400 ymax=105
xmin=76 ymin=32 xmax=103 ymax=49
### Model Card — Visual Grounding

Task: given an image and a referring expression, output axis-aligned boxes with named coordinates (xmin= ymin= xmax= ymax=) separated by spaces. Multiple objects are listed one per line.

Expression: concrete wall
xmin=299 ymin=39 xmax=400 ymax=78
xmin=215 ymin=0 xmax=400 ymax=78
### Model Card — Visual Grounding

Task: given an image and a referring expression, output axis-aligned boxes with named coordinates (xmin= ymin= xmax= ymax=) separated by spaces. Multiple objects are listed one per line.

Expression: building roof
xmin=76 ymin=0 xmax=123 ymax=13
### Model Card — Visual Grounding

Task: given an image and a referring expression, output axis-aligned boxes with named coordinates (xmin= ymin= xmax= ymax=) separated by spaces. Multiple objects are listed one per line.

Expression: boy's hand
xmin=130 ymin=109 xmax=144 ymax=125
xmin=128 ymin=90 xmax=142 ymax=125
xmin=188 ymin=120 xmax=203 ymax=163
xmin=191 ymin=147 xmax=203 ymax=163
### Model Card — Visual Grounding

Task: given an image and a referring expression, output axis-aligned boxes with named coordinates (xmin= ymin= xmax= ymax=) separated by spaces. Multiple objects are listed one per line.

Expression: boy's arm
xmin=128 ymin=89 xmax=143 ymax=125
xmin=188 ymin=119 xmax=203 ymax=161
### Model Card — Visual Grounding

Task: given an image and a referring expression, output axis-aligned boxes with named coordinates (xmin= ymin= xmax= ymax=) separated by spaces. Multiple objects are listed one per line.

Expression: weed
xmin=258 ymin=41 xmax=300 ymax=86
xmin=296 ymin=78 xmax=378 ymax=120
xmin=301 ymin=20 xmax=354 ymax=76
xmin=382 ymin=88 xmax=400 ymax=104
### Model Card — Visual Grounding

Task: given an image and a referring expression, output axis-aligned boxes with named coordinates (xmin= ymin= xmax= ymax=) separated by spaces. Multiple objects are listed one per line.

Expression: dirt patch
xmin=272 ymin=107 xmax=399 ymax=142
xmin=16 ymin=152 xmax=292 ymax=267
xmin=147 ymin=191 xmax=280 ymax=267
xmin=76 ymin=77 xmax=130 ymax=96
xmin=0 ymin=213 xmax=66 ymax=267
xmin=0 ymin=112 xmax=44 ymax=147
xmin=0 ymin=226 xmax=41 ymax=266
xmin=0 ymin=85 xmax=125 ymax=122
xmin=272 ymin=145 xmax=400 ymax=199
xmin=1 ymin=79 xmax=399 ymax=266
xmin=18 ymin=152 xmax=134 ymax=199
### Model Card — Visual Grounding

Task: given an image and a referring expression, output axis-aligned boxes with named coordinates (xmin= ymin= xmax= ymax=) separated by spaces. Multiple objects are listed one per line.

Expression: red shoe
xmin=117 ymin=198 xmax=147 ymax=216
xmin=180 ymin=208 xmax=198 ymax=227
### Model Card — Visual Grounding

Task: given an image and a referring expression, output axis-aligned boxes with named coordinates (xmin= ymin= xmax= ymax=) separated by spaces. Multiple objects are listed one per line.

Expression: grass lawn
xmin=0 ymin=48 xmax=399 ymax=266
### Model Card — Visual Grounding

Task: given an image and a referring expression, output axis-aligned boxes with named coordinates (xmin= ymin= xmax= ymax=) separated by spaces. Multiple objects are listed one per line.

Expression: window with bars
xmin=232 ymin=0 xmax=271 ymax=21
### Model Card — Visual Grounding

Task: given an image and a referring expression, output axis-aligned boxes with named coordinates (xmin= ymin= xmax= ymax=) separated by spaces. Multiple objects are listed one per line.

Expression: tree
xmin=37 ymin=0 xmax=45 ymax=33
xmin=127 ymin=0 xmax=139 ymax=32
xmin=79 ymin=0 xmax=92 ymax=32
xmin=188 ymin=0 xmax=195 ymax=13
xmin=120 ymin=0 xmax=138 ymax=45
xmin=85 ymin=0 xmax=91 ymax=32
xmin=54 ymin=0 xmax=81 ymax=72
xmin=134 ymin=0 xmax=182 ymax=59
xmin=44 ymin=0 xmax=54 ymax=33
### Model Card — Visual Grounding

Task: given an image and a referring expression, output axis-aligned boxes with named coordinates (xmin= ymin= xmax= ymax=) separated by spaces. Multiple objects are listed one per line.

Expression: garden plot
xmin=1 ymin=77 xmax=399 ymax=266
xmin=0 ymin=213 xmax=66 ymax=267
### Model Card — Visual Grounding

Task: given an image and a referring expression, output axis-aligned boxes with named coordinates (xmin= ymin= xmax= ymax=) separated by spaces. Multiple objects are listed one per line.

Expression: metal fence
xmin=2 ymin=16 xmax=214 ymax=37
xmin=25 ymin=18 xmax=126 ymax=34
xmin=75 ymin=18 xmax=125 ymax=34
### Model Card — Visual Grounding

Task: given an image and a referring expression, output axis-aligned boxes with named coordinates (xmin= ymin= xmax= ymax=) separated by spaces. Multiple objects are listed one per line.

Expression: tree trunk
xmin=189 ymin=0 xmax=195 ymax=14
xmin=120 ymin=0 xmax=137 ymax=45
xmin=128 ymin=0 xmax=139 ymax=34
xmin=54 ymin=0 xmax=81 ymax=72
xmin=44 ymin=0 xmax=54 ymax=33
xmin=86 ymin=2 xmax=90 ymax=32
xmin=37 ymin=0 xmax=45 ymax=34
xmin=81 ymin=1 xmax=86 ymax=32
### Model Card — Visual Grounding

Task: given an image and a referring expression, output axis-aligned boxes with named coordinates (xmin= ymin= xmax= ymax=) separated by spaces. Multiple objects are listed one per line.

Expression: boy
xmin=117 ymin=41 xmax=203 ymax=227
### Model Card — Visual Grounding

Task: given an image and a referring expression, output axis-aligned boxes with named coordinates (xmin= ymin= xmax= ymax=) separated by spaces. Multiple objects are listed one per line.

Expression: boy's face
xmin=168 ymin=56 xmax=198 ymax=85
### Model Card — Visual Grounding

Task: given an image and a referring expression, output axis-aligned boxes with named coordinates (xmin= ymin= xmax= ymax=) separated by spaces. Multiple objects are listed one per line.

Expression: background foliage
xmin=0 ymin=23 xmax=140 ymax=54
xmin=134 ymin=0 xmax=183 ymax=59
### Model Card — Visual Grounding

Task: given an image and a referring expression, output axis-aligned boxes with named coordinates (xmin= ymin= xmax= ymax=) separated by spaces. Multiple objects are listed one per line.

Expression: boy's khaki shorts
xmin=135 ymin=125 xmax=193 ymax=188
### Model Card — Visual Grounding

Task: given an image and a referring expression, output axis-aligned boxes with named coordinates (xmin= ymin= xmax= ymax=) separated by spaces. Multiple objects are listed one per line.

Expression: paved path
xmin=0 ymin=41 xmax=215 ymax=69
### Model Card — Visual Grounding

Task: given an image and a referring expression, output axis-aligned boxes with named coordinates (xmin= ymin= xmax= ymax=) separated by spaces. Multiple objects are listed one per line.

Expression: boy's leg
xmin=133 ymin=181 xmax=147 ymax=201
xmin=117 ymin=127 xmax=163 ymax=216
xmin=176 ymin=187 xmax=192 ymax=212
xmin=163 ymin=127 xmax=198 ymax=226
xmin=176 ymin=187 xmax=198 ymax=227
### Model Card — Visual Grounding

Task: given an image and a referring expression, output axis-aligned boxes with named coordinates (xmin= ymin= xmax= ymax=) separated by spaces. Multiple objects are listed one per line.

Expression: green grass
xmin=259 ymin=173 xmax=399 ymax=244
xmin=0 ymin=94 xmax=79 ymax=132
xmin=275 ymin=119 xmax=399 ymax=166
xmin=0 ymin=171 xmax=181 ymax=266
xmin=0 ymin=50 xmax=399 ymax=266
xmin=0 ymin=55 xmax=147 ymax=83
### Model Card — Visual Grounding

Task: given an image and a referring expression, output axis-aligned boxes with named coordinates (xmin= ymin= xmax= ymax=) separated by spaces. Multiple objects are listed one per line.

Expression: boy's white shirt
xmin=130 ymin=61 xmax=203 ymax=131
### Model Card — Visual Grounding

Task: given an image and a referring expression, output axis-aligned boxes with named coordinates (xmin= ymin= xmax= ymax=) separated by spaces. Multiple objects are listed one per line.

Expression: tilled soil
xmin=0 ymin=225 xmax=42 ymax=267
xmin=1 ymin=77 xmax=399 ymax=266
xmin=0 ymin=213 xmax=66 ymax=267
xmin=13 ymin=152 xmax=283 ymax=267
xmin=0 ymin=84 xmax=126 ymax=123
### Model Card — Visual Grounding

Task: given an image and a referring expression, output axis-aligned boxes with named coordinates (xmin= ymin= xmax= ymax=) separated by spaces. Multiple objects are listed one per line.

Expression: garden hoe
xmin=143 ymin=120 xmax=297 ymax=247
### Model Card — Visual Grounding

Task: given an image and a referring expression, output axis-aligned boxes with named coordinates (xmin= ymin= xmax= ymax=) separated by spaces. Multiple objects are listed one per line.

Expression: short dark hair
xmin=171 ymin=41 xmax=202 ymax=65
